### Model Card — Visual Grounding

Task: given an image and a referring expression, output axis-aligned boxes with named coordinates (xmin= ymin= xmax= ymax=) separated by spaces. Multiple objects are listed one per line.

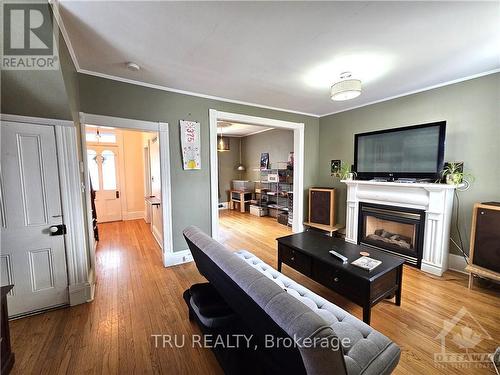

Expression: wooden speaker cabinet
xmin=308 ymin=188 xmax=336 ymax=226
xmin=466 ymin=202 xmax=500 ymax=288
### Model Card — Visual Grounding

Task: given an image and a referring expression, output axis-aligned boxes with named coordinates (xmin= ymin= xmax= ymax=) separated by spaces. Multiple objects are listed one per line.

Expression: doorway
xmin=209 ymin=110 xmax=305 ymax=240
xmin=80 ymin=113 xmax=173 ymax=267
xmin=86 ymin=143 xmax=122 ymax=223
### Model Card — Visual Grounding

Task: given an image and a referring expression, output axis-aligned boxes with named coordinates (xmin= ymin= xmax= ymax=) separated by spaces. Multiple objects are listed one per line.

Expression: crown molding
xmin=50 ymin=0 xmax=81 ymax=71
xmin=320 ymin=68 xmax=500 ymax=117
xmin=78 ymin=69 xmax=320 ymax=118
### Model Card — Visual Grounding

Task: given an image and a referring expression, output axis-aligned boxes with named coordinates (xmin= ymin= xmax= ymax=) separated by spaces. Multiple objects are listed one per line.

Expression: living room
xmin=1 ymin=1 xmax=499 ymax=374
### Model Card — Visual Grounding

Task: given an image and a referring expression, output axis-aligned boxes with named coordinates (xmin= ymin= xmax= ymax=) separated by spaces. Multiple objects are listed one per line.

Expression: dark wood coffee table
xmin=277 ymin=231 xmax=404 ymax=325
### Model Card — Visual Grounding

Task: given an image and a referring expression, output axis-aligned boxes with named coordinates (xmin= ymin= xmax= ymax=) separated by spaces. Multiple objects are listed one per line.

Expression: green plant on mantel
xmin=442 ymin=162 xmax=475 ymax=185
xmin=332 ymin=163 xmax=355 ymax=180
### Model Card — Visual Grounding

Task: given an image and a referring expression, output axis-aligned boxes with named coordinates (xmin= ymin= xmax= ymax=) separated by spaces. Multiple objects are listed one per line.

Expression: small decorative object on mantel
xmin=260 ymin=152 xmax=269 ymax=170
xmin=180 ymin=120 xmax=201 ymax=170
xmin=442 ymin=161 xmax=474 ymax=189
xmin=332 ymin=160 xmax=356 ymax=180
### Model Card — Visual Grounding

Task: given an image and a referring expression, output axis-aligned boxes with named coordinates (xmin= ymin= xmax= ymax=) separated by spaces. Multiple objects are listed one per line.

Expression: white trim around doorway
xmin=208 ymin=109 xmax=305 ymax=240
xmin=79 ymin=113 xmax=175 ymax=268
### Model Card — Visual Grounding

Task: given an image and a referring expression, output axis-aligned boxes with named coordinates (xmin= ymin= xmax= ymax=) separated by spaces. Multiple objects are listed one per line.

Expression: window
xmin=87 ymin=150 xmax=100 ymax=190
xmin=85 ymin=126 xmax=117 ymax=144
xmin=101 ymin=150 xmax=117 ymax=190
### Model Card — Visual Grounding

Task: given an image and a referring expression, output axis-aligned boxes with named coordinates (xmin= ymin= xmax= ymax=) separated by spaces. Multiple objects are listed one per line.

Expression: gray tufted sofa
xmin=184 ymin=226 xmax=401 ymax=375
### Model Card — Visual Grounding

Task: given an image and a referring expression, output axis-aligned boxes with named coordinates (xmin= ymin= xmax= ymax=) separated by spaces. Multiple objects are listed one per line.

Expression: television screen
xmin=354 ymin=122 xmax=446 ymax=179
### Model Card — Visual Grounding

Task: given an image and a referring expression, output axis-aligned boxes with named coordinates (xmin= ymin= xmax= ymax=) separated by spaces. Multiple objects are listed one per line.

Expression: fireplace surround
xmin=342 ymin=180 xmax=458 ymax=276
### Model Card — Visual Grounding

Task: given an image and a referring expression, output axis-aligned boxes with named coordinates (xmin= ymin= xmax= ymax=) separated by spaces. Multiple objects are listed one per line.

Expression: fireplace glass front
xmin=359 ymin=203 xmax=425 ymax=267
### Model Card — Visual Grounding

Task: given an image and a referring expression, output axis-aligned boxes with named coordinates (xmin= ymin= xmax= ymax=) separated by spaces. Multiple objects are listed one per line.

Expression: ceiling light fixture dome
xmin=330 ymin=72 xmax=362 ymax=101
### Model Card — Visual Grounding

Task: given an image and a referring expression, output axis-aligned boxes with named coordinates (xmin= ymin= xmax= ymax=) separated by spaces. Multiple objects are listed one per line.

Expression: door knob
xmin=49 ymin=224 xmax=66 ymax=236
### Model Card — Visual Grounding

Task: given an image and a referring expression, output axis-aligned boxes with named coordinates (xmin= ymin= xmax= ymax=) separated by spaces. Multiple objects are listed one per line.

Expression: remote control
xmin=329 ymin=250 xmax=348 ymax=264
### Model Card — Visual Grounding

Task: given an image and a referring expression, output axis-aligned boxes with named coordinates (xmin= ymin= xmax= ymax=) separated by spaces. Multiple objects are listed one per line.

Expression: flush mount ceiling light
xmin=330 ymin=72 xmax=362 ymax=101
xmin=126 ymin=62 xmax=141 ymax=72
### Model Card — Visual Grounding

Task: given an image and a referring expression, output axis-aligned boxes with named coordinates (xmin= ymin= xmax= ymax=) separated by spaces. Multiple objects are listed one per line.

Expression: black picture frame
xmin=331 ymin=160 xmax=341 ymax=175
xmin=260 ymin=153 xmax=269 ymax=170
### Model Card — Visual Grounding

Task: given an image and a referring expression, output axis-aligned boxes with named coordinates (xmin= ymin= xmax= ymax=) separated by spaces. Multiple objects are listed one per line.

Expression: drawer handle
xmin=291 ymin=257 xmax=295 ymax=261
xmin=333 ymin=277 xmax=339 ymax=283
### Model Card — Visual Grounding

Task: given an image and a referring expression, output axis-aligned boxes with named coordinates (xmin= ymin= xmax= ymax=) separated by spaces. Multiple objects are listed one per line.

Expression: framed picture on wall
xmin=260 ymin=153 xmax=270 ymax=170
xmin=180 ymin=120 xmax=201 ymax=170
xmin=331 ymin=160 xmax=341 ymax=175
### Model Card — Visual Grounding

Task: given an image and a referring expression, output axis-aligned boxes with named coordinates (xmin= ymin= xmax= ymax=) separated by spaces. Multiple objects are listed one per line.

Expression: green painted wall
xmin=318 ymin=73 xmax=500 ymax=255
xmin=0 ymin=7 xmax=79 ymax=121
xmin=242 ymin=128 xmax=294 ymax=182
xmin=78 ymin=74 xmax=319 ymax=251
xmin=1 ymin=6 xmax=74 ymax=121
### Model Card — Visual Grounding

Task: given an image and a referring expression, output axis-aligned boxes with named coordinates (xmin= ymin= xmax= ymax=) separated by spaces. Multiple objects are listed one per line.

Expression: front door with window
xmin=87 ymin=146 xmax=122 ymax=223
xmin=1 ymin=121 xmax=69 ymax=316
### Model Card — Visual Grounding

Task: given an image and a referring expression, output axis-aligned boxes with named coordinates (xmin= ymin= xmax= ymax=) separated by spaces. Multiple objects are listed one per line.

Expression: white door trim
xmin=1 ymin=113 xmax=92 ymax=306
xmin=54 ymin=126 xmax=93 ymax=305
xmin=208 ymin=109 xmax=305 ymax=239
xmin=1 ymin=113 xmax=74 ymax=127
xmin=79 ymin=113 xmax=174 ymax=267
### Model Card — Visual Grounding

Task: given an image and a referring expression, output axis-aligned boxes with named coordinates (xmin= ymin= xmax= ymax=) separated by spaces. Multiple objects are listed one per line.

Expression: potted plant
xmin=442 ymin=162 xmax=474 ymax=185
xmin=332 ymin=162 xmax=356 ymax=180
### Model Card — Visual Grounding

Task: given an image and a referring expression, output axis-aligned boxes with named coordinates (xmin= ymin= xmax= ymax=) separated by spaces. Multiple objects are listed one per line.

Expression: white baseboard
xmin=218 ymin=201 xmax=229 ymax=209
xmin=421 ymin=261 xmax=444 ymax=277
xmin=123 ymin=211 xmax=145 ymax=220
xmin=164 ymin=249 xmax=193 ymax=267
xmin=69 ymin=281 xmax=94 ymax=305
xmin=448 ymin=253 xmax=468 ymax=274
xmin=152 ymin=224 xmax=163 ymax=248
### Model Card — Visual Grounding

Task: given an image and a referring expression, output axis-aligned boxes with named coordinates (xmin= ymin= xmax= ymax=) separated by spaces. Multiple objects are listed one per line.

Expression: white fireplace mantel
xmin=342 ymin=180 xmax=459 ymax=276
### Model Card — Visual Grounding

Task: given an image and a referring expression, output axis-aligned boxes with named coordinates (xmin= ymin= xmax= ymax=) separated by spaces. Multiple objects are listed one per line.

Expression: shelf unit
xmin=253 ymin=162 xmax=293 ymax=225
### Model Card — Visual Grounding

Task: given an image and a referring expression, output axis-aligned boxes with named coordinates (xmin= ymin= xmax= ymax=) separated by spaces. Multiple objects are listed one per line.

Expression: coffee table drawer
xmin=279 ymin=244 xmax=312 ymax=276
xmin=312 ymin=261 xmax=366 ymax=301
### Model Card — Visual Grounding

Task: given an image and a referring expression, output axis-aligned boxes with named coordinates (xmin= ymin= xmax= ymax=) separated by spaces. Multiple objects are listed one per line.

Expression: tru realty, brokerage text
xmin=151 ymin=334 xmax=350 ymax=350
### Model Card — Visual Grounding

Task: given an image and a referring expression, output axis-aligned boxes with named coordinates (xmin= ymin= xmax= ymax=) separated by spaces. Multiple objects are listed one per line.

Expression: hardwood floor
xmin=9 ymin=212 xmax=499 ymax=374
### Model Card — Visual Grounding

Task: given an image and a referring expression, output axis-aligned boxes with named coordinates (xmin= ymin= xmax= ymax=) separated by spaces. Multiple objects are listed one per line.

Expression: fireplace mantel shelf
xmin=341 ymin=180 xmax=461 ymax=190
xmin=342 ymin=179 xmax=459 ymax=277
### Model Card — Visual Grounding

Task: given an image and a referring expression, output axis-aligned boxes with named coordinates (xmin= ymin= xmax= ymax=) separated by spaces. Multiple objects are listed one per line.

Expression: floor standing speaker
xmin=308 ymin=188 xmax=336 ymax=227
xmin=466 ymin=202 xmax=500 ymax=288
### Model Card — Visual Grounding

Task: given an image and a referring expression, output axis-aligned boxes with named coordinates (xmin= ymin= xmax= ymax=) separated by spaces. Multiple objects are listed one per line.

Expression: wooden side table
xmin=229 ymin=190 xmax=254 ymax=213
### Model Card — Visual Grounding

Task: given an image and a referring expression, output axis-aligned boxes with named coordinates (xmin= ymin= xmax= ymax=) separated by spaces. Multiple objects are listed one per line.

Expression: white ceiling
xmin=58 ymin=1 xmax=500 ymax=117
xmin=217 ymin=122 xmax=273 ymax=137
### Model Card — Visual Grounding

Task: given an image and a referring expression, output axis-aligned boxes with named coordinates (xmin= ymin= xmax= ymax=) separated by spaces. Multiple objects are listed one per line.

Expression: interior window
xmin=101 ymin=150 xmax=117 ymax=190
xmin=86 ymin=126 xmax=117 ymax=144
xmin=87 ymin=150 xmax=100 ymax=190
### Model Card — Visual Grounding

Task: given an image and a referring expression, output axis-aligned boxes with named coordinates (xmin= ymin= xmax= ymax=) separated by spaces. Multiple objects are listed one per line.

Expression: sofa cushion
xmin=234 ymin=250 xmax=401 ymax=375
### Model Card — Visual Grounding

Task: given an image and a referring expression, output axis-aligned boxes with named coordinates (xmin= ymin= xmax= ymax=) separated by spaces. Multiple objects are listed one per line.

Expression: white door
xmin=86 ymin=146 xmax=122 ymax=222
xmin=1 ymin=121 xmax=69 ymax=317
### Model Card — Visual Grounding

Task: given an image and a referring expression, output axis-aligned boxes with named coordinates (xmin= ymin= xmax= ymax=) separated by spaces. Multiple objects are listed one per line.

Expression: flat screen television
xmin=354 ymin=121 xmax=446 ymax=180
